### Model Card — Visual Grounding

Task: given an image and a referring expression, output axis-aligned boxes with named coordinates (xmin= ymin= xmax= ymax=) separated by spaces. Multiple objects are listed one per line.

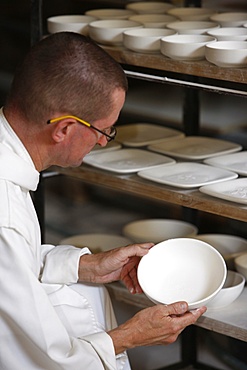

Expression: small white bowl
xmin=210 ymin=12 xmax=247 ymax=27
xmin=166 ymin=21 xmax=219 ymax=34
xmin=194 ymin=234 xmax=247 ymax=270
xmin=205 ymin=41 xmax=247 ymax=68
xmin=122 ymin=219 xmax=198 ymax=244
xmin=160 ymin=34 xmax=215 ymax=61
xmin=167 ymin=7 xmax=215 ymax=21
xmin=234 ymin=252 xmax=247 ymax=281
xmin=60 ymin=233 xmax=132 ymax=253
xmin=123 ymin=28 xmax=176 ymax=53
xmin=128 ymin=14 xmax=178 ymax=28
xmin=47 ymin=15 xmax=97 ymax=36
xmin=207 ymin=27 xmax=247 ymax=41
xmin=85 ymin=8 xmax=135 ymax=20
xmin=126 ymin=1 xmax=174 ymax=14
xmin=88 ymin=19 xmax=142 ymax=45
xmin=207 ymin=270 xmax=245 ymax=309
xmin=137 ymin=238 xmax=227 ymax=309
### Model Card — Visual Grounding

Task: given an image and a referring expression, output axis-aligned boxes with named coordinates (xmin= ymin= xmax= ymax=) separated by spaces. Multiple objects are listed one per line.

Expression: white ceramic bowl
xmin=167 ymin=7 xmax=215 ymax=21
xmin=160 ymin=34 xmax=215 ymax=61
xmin=60 ymin=233 xmax=132 ymax=253
xmin=88 ymin=19 xmax=142 ymax=45
xmin=205 ymin=41 xmax=247 ymax=68
xmin=85 ymin=8 xmax=135 ymax=20
xmin=207 ymin=270 xmax=245 ymax=309
xmin=194 ymin=234 xmax=247 ymax=270
xmin=210 ymin=12 xmax=247 ymax=27
xmin=123 ymin=28 xmax=176 ymax=53
xmin=126 ymin=1 xmax=174 ymax=14
xmin=234 ymin=252 xmax=247 ymax=280
xmin=128 ymin=14 xmax=177 ymax=28
xmin=207 ymin=27 xmax=247 ymax=41
xmin=47 ymin=15 xmax=97 ymax=35
xmin=137 ymin=238 xmax=227 ymax=309
xmin=122 ymin=219 xmax=198 ymax=244
xmin=167 ymin=21 xmax=219 ymax=35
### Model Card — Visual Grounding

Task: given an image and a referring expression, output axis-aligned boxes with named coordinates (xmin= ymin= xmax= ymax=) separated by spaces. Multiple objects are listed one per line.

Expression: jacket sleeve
xmin=0 ymin=227 xmax=118 ymax=370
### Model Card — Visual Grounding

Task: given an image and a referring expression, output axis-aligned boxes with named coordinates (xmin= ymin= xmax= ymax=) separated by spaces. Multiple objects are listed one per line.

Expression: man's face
xmin=59 ymin=88 xmax=126 ymax=168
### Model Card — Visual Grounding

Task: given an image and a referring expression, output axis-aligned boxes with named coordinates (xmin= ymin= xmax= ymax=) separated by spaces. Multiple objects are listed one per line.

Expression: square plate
xmin=148 ymin=136 xmax=242 ymax=160
xmin=200 ymin=178 xmax=247 ymax=204
xmin=116 ymin=123 xmax=185 ymax=147
xmin=137 ymin=162 xmax=237 ymax=188
xmin=83 ymin=148 xmax=175 ymax=174
xmin=204 ymin=151 xmax=247 ymax=176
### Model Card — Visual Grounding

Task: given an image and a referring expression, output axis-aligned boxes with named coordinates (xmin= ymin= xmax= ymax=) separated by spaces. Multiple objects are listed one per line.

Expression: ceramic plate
xmin=83 ymin=148 xmax=175 ymax=173
xmin=116 ymin=123 xmax=185 ymax=147
xmin=148 ymin=136 xmax=242 ymax=160
xmin=200 ymin=178 xmax=247 ymax=204
xmin=60 ymin=233 xmax=132 ymax=253
xmin=138 ymin=162 xmax=237 ymax=188
xmin=204 ymin=151 xmax=247 ymax=176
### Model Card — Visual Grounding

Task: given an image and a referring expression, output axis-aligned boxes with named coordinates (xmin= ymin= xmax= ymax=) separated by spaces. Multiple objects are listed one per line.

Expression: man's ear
xmin=51 ymin=118 xmax=77 ymax=143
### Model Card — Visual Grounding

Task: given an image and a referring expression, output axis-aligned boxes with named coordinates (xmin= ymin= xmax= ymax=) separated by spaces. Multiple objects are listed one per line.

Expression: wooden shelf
xmin=102 ymin=45 xmax=247 ymax=86
xmin=107 ymin=282 xmax=247 ymax=343
xmin=57 ymin=165 xmax=247 ymax=223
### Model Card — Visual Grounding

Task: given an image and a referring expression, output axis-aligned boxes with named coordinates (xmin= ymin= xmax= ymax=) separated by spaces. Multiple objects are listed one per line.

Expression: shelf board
xmin=57 ymin=165 xmax=247 ymax=223
xmin=102 ymin=45 xmax=247 ymax=86
xmin=106 ymin=282 xmax=247 ymax=343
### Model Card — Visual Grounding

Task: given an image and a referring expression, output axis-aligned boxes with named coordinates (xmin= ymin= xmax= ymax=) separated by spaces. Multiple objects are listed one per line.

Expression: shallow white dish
xmin=205 ymin=41 xmax=247 ymax=68
xmin=199 ymin=178 xmax=247 ymax=204
xmin=194 ymin=234 xmax=247 ymax=270
xmin=210 ymin=12 xmax=247 ymax=27
xmin=85 ymin=141 xmax=122 ymax=156
xmin=234 ymin=252 xmax=247 ymax=280
xmin=207 ymin=27 xmax=247 ymax=41
xmin=83 ymin=148 xmax=175 ymax=173
xmin=166 ymin=21 xmax=219 ymax=35
xmin=204 ymin=151 xmax=247 ymax=176
xmin=137 ymin=238 xmax=227 ymax=309
xmin=123 ymin=28 xmax=176 ymax=53
xmin=160 ymin=34 xmax=216 ymax=61
xmin=123 ymin=218 xmax=198 ymax=244
xmin=85 ymin=8 xmax=135 ymax=19
xmin=138 ymin=162 xmax=237 ymax=188
xmin=88 ymin=19 xmax=142 ymax=45
xmin=47 ymin=15 xmax=97 ymax=35
xmin=128 ymin=14 xmax=177 ymax=28
xmin=167 ymin=7 xmax=215 ymax=21
xmin=116 ymin=123 xmax=184 ymax=147
xmin=148 ymin=136 xmax=242 ymax=160
xmin=126 ymin=2 xmax=174 ymax=14
xmin=207 ymin=270 xmax=245 ymax=309
xmin=60 ymin=233 xmax=132 ymax=253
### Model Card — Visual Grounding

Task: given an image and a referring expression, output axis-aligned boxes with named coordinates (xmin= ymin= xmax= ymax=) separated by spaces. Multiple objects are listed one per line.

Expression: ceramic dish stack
xmin=193 ymin=234 xmax=247 ymax=270
xmin=47 ymin=15 xmax=97 ymax=35
xmin=205 ymin=41 xmax=247 ymax=68
xmin=160 ymin=34 xmax=216 ymax=61
xmin=167 ymin=7 xmax=216 ymax=21
xmin=128 ymin=14 xmax=177 ymax=28
xmin=85 ymin=8 xmax=135 ymax=20
xmin=166 ymin=21 xmax=219 ymax=35
xmin=126 ymin=2 xmax=175 ymax=15
xmin=88 ymin=19 xmax=142 ymax=45
xmin=122 ymin=218 xmax=198 ymax=243
xmin=234 ymin=253 xmax=247 ymax=281
xmin=60 ymin=233 xmax=132 ymax=253
xmin=123 ymin=28 xmax=176 ymax=53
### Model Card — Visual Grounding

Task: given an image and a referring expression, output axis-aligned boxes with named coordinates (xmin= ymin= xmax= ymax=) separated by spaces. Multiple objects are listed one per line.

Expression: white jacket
xmin=0 ymin=108 xmax=126 ymax=370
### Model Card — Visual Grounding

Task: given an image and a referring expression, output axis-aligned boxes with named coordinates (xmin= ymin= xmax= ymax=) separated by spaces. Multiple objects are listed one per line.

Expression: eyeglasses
xmin=47 ymin=115 xmax=117 ymax=142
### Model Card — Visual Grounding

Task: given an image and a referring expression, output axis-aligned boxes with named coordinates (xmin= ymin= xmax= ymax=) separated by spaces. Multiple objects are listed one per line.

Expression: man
xmin=0 ymin=32 xmax=206 ymax=370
